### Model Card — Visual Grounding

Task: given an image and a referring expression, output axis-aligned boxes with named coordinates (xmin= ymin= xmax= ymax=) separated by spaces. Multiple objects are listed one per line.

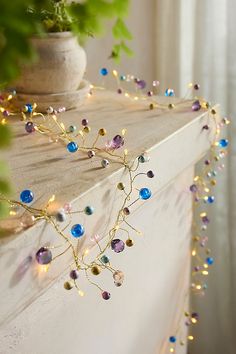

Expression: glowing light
xmin=170 ymin=348 xmax=175 ymax=353
xmin=84 ymin=249 xmax=90 ymax=256
xmin=200 ymin=212 xmax=207 ymax=217
xmin=125 ymin=93 xmax=130 ymax=98
xmin=192 ymin=249 xmax=196 ymax=256
xmin=188 ymin=82 xmax=193 ymax=88
xmin=121 ymin=128 xmax=127 ymax=136
xmin=38 ymin=264 xmax=50 ymax=273
xmin=112 ymin=70 xmax=118 ymax=77
xmin=202 ymin=270 xmax=209 ymax=275
xmin=78 ymin=290 xmax=85 ymax=297
xmin=191 ymin=318 xmax=197 ymax=324
xmin=188 ymin=336 xmax=194 ymax=341
xmin=196 ymin=285 xmax=202 ymax=290
xmin=1 ymin=118 xmax=7 ymax=125
xmin=203 ymin=263 xmax=209 ymax=269
xmin=48 ymin=195 xmax=56 ymax=204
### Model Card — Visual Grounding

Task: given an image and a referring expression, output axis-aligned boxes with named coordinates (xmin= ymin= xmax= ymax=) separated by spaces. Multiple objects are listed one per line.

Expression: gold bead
xmin=64 ymin=281 xmax=73 ymax=290
xmin=117 ymin=182 xmax=125 ymax=190
xmin=126 ymin=239 xmax=134 ymax=247
xmin=206 ymin=102 xmax=210 ymax=109
xmin=214 ymin=156 xmax=220 ymax=161
xmin=91 ymin=265 xmax=101 ymax=275
xmin=211 ymin=109 xmax=216 ymax=115
xmin=211 ymin=179 xmax=216 ymax=186
xmin=206 ymin=248 xmax=211 ymax=255
xmin=184 ymin=311 xmax=190 ymax=317
xmin=83 ymin=126 xmax=91 ymax=133
xmin=98 ymin=128 xmax=106 ymax=136
xmin=149 ymin=103 xmax=154 ymax=110
xmin=168 ymin=103 xmax=175 ymax=109
xmin=180 ymin=341 xmax=185 ymax=346
xmin=193 ymin=236 xmax=200 ymax=242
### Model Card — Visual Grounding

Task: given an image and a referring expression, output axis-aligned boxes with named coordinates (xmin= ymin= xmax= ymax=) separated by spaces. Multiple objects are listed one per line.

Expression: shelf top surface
xmin=2 ymin=91 xmax=207 ymax=209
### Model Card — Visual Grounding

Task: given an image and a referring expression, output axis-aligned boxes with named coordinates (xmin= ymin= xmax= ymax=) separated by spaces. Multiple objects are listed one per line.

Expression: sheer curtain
xmin=85 ymin=1 xmax=236 ymax=352
xmin=155 ymin=1 xmax=236 ymax=353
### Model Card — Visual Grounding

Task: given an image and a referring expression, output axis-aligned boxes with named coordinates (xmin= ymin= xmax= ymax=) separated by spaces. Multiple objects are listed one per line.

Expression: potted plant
xmin=6 ymin=0 xmax=132 ymax=109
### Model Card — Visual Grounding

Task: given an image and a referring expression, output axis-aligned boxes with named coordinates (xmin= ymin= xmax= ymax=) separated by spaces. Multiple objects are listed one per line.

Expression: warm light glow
xmin=1 ymin=118 xmax=7 ymax=125
xmin=192 ymin=249 xmax=196 ymax=256
xmin=125 ymin=93 xmax=130 ymax=98
xmin=202 ymin=270 xmax=209 ymax=275
xmin=134 ymin=96 xmax=139 ymax=100
xmin=7 ymin=94 xmax=13 ymax=100
xmin=204 ymin=188 xmax=210 ymax=193
xmin=191 ymin=318 xmax=197 ymax=324
xmin=48 ymin=195 xmax=56 ymax=204
xmin=112 ymin=70 xmax=118 ymax=77
xmin=9 ymin=210 xmax=17 ymax=216
xmin=38 ymin=264 xmax=50 ymax=273
xmin=124 ymin=149 xmax=128 ymax=156
xmin=196 ymin=285 xmax=202 ymax=290
xmin=203 ymin=263 xmax=208 ymax=269
xmin=194 ymin=176 xmax=199 ymax=182
xmin=200 ymin=212 xmax=207 ymax=217
xmin=84 ymin=249 xmax=89 ymax=256
xmin=188 ymin=336 xmax=194 ymax=341
xmin=121 ymin=128 xmax=127 ymax=136
xmin=78 ymin=290 xmax=85 ymax=297
xmin=170 ymin=348 xmax=175 ymax=353
xmin=188 ymin=82 xmax=193 ymax=88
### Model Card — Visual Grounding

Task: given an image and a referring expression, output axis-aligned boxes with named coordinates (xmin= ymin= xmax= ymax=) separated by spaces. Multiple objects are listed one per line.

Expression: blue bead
xmin=206 ymin=257 xmax=214 ymax=265
xmin=26 ymin=103 xmax=33 ymax=113
xmin=71 ymin=224 xmax=85 ymax=238
xmin=84 ymin=206 xmax=94 ymax=215
xmin=100 ymin=255 xmax=110 ymax=264
xmin=20 ymin=189 xmax=34 ymax=203
xmin=100 ymin=68 xmax=108 ymax=76
xmin=165 ymin=88 xmax=174 ymax=97
xmin=67 ymin=141 xmax=78 ymax=153
xmin=139 ymin=188 xmax=152 ymax=200
xmin=169 ymin=336 xmax=176 ymax=343
xmin=219 ymin=139 xmax=228 ymax=148
xmin=207 ymin=196 xmax=215 ymax=204
xmin=120 ymin=75 xmax=126 ymax=81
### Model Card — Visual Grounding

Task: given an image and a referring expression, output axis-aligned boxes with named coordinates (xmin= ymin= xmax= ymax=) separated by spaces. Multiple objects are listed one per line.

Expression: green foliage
xmin=0 ymin=125 xmax=11 ymax=218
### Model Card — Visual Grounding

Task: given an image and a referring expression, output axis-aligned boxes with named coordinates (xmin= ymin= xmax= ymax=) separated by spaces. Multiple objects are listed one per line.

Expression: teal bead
xmin=100 ymin=255 xmax=109 ymax=264
xmin=84 ymin=206 xmax=94 ymax=215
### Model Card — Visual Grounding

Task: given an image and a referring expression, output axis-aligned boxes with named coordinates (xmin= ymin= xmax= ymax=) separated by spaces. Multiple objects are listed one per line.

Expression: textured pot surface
xmin=14 ymin=32 xmax=87 ymax=95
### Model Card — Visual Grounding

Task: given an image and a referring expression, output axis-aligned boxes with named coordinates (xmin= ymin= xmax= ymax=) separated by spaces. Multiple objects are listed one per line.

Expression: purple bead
xmin=137 ymin=80 xmax=146 ymax=89
xmin=3 ymin=110 xmax=10 ymax=117
xmin=205 ymin=159 xmax=210 ymax=165
xmin=25 ymin=121 xmax=35 ymax=133
xmin=147 ymin=91 xmax=153 ymax=97
xmin=202 ymin=125 xmax=209 ymax=130
xmin=194 ymin=84 xmax=200 ymax=90
xmin=123 ymin=207 xmax=130 ymax=215
xmin=147 ymin=170 xmax=154 ymax=178
xmin=202 ymin=216 xmax=210 ymax=224
xmin=81 ymin=119 xmax=88 ymax=126
xmin=191 ymin=312 xmax=199 ymax=319
xmin=102 ymin=291 xmax=111 ymax=300
xmin=111 ymin=135 xmax=124 ymax=149
xmin=192 ymin=100 xmax=201 ymax=111
xmin=194 ymin=266 xmax=200 ymax=272
xmin=117 ymin=88 xmax=122 ymax=94
xmin=190 ymin=184 xmax=198 ymax=193
xmin=70 ymin=269 xmax=79 ymax=280
xmin=111 ymin=239 xmax=125 ymax=253
xmin=36 ymin=247 xmax=52 ymax=265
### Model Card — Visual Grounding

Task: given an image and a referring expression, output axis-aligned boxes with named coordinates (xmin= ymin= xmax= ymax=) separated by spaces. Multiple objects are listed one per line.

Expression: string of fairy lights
xmin=0 ymin=68 xmax=229 ymax=352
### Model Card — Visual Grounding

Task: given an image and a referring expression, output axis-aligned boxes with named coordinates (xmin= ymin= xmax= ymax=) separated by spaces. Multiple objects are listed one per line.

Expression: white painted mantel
xmin=0 ymin=92 xmax=216 ymax=354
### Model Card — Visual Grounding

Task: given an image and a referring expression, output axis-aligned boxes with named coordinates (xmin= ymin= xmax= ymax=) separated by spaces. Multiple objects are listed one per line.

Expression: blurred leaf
xmin=112 ymin=18 xmax=132 ymax=40
xmin=0 ymin=125 xmax=12 ymax=148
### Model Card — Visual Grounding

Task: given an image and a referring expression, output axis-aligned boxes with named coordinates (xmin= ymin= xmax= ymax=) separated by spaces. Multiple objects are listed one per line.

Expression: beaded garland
xmin=0 ymin=68 xmax=230 ymax=352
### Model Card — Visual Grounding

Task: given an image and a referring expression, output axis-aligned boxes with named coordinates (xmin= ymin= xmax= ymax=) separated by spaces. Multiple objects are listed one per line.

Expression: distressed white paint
xmin=0 ymin=92 xmax=217 ymax=354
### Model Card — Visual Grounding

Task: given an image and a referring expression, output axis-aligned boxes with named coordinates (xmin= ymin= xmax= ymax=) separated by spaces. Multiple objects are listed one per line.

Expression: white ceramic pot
xmin=14 ymin=32 xmax=87 ymax=95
